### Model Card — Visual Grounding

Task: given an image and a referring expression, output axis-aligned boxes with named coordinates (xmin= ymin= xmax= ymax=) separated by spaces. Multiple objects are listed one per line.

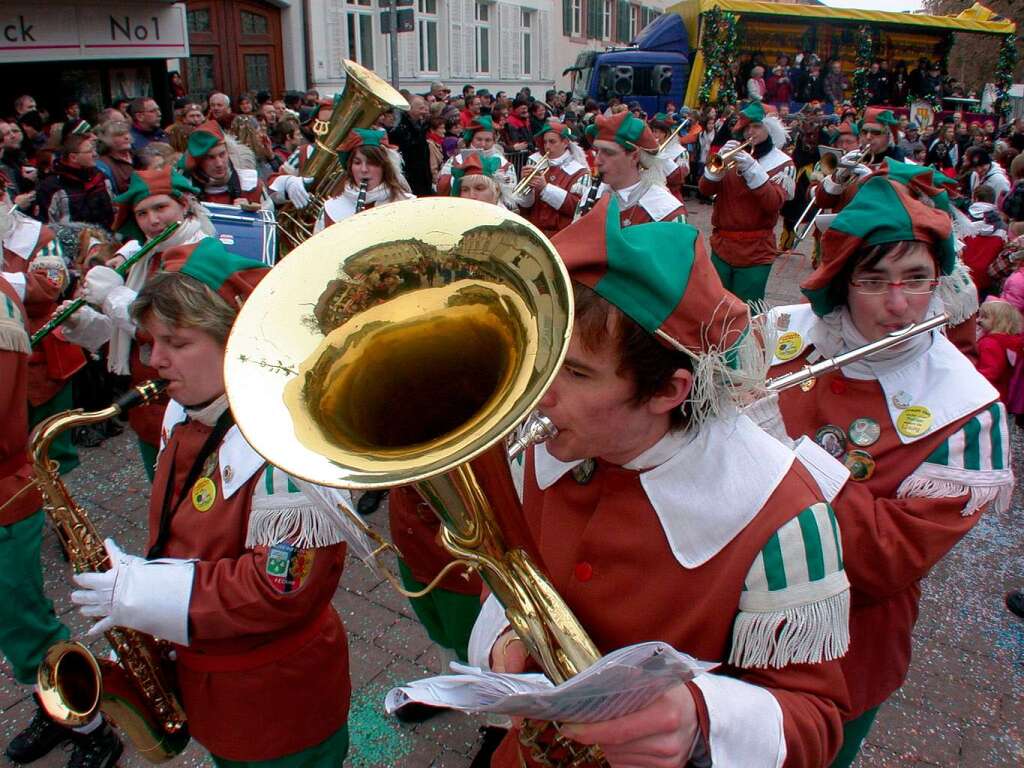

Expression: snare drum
xmin=203 ymin=202 xmax=278 ymax=266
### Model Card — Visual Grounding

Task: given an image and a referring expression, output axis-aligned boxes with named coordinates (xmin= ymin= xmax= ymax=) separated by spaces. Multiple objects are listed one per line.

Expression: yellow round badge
xmin=191 ymin=477 xmax=217 ymax=512
xmin=896 ymin=406 xmax=933 ymax=438
xmin=775 ymin=331 xmax=803 ymax=361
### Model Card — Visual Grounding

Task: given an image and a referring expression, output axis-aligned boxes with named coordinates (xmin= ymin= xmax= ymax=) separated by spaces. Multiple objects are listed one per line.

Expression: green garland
xmin=851 ymin=25 xmax=874 ymax=110
xmin=698 ymin=8 xmax=739 ymax=107
xmin=994 ymin=33 xmax=1018 ymax=119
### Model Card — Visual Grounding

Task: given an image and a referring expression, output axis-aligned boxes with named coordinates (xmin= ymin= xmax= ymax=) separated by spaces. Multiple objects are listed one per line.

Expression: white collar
xmin=769 ymin=304 xmax=998 ymax=443
xmin=160 ymin=398 xmax=265 ymax=499
xmin=757 ymin=147 xmax=792 ymax=172
xmin=2 ymin=212 xmax=42 ymax=260
xmin=532 ymin=416 xmax=794 ymax=567
xmin=613 ymin=180 xmax=643 ymax=202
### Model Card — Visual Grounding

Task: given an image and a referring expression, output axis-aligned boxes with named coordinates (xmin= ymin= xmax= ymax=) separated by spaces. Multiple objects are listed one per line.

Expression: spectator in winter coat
xmin=824 ymin=61 xmax=848 ymax=106
xmin=976 ymin=298 xmax=1023 ymax=403
xmin=765 ymin=66 xmax=793 ymax=108
xmin=35 ymin=133 xmax=113 ymax=228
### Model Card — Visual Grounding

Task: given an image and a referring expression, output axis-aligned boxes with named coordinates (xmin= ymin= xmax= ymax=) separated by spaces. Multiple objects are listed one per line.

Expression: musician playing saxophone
xmin=57 ymin=169 xmax=214 ymax=479
xmin=512 ymin=121 xmax=588 ymax=238
xmin=313 ymin=128 xmax=414 ymax=233
xmin=0 ymin=274 xmax=123 ymax=767
xmin=752 ymin=166 xmax=1013 ymax=768
xmin=474 ymin=197 xmax=852 ymax=768
xmin=69 ymin=242 xmax=358 ymax=767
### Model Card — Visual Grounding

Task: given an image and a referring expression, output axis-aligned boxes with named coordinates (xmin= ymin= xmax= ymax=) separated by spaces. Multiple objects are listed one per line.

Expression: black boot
xmin=68 ymin=721 xmax=122 ymax=768
xmin=356 ymin=489 xmax=386 ymax=516
xmin=5 ymin=701 xmax=72 ymax=764
xmin=469 ymin=726 xmax=508 ymax=768
xmin=1007 ymin=590 xmax=1024 ymax=619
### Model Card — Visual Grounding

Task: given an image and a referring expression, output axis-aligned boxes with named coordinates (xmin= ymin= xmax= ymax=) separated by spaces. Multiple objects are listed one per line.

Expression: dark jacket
xmin=389 ymin=114 xmax=432 ymax=197
xmin=35 ymin=162 xmax=114 ymax=228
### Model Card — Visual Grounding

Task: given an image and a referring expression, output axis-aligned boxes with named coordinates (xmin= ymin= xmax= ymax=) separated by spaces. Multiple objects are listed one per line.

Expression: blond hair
xmin=980 ymin=299 xmax=1023 ymax=335
xmin=131 ymin=272 xmax=236 ymax=344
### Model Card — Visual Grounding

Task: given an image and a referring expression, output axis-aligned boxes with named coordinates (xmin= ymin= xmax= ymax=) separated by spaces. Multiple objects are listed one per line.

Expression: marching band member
xmin=648 ymin=112 xmax=693 ymax=203
xmin=815 ymin=108 xmax=905 ymax=214
xmin=580 ymin=111 xmax=686 ymax=225
xmin=474 ymin=194 xmax=852 ymax=768
xmin=266 ymin=98 xmax=333 ymax=211
xmin=448 ymin=153 xmax=516 ymax=208
xmin=1 ymin=173 xmax=84 ymax=474
xmin=436 ymin=116 xmax=518 ymax=196
xmin=178 ymin=120 xmax=270 ymax=209
xmin=757 ymin=168 xmax=1013 ymax=767
xmin=700 ymin=102 xmax=795 ymax=303
xmin=314 ymin=128 xmax=414 ymax=233
xmin=512 ymin=121 xmax=588 ymax=237
xmin=60 ymin=168 xmax=216 ymax=479
xmin=70 ymin=243 xmax=357 ymax=767
xmin=0 ymin=274 xmax=124 ymax=768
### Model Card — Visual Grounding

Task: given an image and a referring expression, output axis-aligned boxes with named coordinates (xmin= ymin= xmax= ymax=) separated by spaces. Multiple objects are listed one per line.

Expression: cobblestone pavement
xmin=1 ymin=198 xmax=1022 ymax=767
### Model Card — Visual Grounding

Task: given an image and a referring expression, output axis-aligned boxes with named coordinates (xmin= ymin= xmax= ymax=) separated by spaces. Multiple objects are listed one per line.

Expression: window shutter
xmin=616 ymin=0 xmax=628 ymax=43
xmin=586 ymin=0 xmax=599 ymax=40
xmin=324 ymin=0 xmax=346 ymax=81
xmin=562 ymin=0 xmax=571 ymax=37
xmin=499 ymin=4 xmax=516 ymax=78
xmin=539 ymin=9 xmax=551 ymax=79
xmin=398 ymin=25 xmax=418 ymax=78
xmin=449 ymin=0 xmax=467 ymax=77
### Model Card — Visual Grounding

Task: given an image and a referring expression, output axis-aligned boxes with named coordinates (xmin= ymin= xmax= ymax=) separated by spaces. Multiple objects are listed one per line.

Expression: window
xmin=346 ymin=0 xmax=374 ymax=68
xmin=244 ymin=54 xmax=271 ymax=91
xmin=240 ymin=10 xmax=269 ymax=35
xmin=572 ymin=0 xmax=582 ymax=36
xmin=521 ymin=9 xmax=533 ymax=77
xmin=187 ymin=9 xmax=210 ymax=33
xmin=188 ymin=54 xmax=215 ymax=94
xmin=474 ymin=1 xmax=490 ymax=75
xmin=602 ymin=0 xmax=612 ymax=40
xmin=418 ymin=0 xmax=438 ymax=73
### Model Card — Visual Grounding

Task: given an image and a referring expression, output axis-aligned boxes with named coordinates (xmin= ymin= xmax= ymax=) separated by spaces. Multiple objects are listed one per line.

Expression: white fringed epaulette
xmin=0 ymin=290 xmax=29 ymax=354
xmin=247 ymin=465 xmax=351 ymax=549
xmin=896 ymin=401 xmax=1015 ymax=517
xmin=730 ymin=502 xmax=850 ymax=670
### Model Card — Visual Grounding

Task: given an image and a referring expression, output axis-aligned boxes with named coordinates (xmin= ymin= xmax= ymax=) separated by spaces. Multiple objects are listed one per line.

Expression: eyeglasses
xmin=860 ymin=127 xmax=886 ymax=136
xmin=850 ymin=278 xmax=939 ymax=295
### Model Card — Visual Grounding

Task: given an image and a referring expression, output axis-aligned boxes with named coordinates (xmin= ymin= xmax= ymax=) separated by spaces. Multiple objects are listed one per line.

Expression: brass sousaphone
xmin=225 ymin=199 xmax=606 ymax=764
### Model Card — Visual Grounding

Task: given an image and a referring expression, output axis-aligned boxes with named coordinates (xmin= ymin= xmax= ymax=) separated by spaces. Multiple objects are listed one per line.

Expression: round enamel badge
xmin=896 ymin=406 xmax=933 ymax=438
xmin=775 ymin=331 xmax=803 ymax=361
xmin=848 ymin=417 xmax=881 ymax=447
xmin=191 ymin=477 xmax=217 ymax=512
xmin=844 ymin=449 xmax=876 ymax=481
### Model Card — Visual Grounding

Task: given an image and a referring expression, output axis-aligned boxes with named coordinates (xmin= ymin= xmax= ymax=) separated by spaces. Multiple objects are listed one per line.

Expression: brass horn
xmin=225 ymin=199 xmax=607 ymax=765
xmin=706 ymin=137 xmax=753 ymax=173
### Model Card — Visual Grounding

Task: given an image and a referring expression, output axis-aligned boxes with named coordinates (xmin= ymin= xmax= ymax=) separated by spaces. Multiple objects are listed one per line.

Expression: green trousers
xmin=0 ymin=510 xmax=70 ymax=684
xmin=710 ymin=252 xmax=773 ymax=304
xmin=212 ymin=723 xmax=348 ymax=768
xmin=829 ymin=707 xmax=880 ymax=768
xmin=28 ymin=383 xmax=79 ymax=475
xmin=138 ymin=438 xmax=158 ymax=483
xmin=398 ymin=560 xmax=482 ymax=663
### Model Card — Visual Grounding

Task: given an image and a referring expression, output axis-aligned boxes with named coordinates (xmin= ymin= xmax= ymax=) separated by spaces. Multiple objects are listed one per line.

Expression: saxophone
xmin=31 ymin=380 xmax=190 ymax=763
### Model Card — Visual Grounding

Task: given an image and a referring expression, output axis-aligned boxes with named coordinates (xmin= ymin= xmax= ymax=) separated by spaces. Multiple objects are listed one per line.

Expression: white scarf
xmin=109 ymin=216 xmax=209 ymax=375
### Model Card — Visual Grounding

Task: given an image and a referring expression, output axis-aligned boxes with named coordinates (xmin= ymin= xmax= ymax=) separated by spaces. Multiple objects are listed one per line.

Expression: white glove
xmin=81 ymin=266 xmax=124 ymax=307
xmin=741 ymin=393 xmax=793 ymax=447
xmin=719 ymin=139 xmax=742 ymax=156
xmin=71 ymin=538 xmax=195 ymax=645
xmin=284 ymin=176 xmax=312 ymax=208
xmin=732 ymin=150 xmax=757 ymax=173
xmin=833 ymin=149 xmax=871 ymax=185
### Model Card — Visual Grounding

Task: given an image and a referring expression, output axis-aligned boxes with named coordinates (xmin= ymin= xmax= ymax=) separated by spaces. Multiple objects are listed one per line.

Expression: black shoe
xmin=102 ymin=419 xmax=123 ymax=438
xmin=391 ymin=701 xmax=447 ymax=723
xmin=68 ymin=722 xmax=122 ymax=768
xmin=5 ymin=703 xmax=71 ymax=764
xmin=72 ymin=425 xmax=106 ymax=448
xmin=356 ymin=489 xmax=386 ymax=516
xmin=1007 ymin=590 xmax=1024 ymax=619
xmin=469 ymin=726 xmax=508 ymax=768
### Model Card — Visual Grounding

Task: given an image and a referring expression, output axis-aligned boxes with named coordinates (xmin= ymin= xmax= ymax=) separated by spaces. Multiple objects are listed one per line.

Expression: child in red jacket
xmin=976 ymin=298 xmax=1024 ymax=403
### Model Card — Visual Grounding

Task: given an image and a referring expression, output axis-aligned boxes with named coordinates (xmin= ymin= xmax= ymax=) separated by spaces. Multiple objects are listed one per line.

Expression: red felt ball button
xmin=574 ymin=562 xmax=594 ymax=582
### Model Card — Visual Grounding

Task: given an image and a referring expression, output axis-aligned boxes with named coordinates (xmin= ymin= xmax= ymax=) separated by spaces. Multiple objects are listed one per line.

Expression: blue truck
xmin=563 ymin=13 xmax=691 ymax=117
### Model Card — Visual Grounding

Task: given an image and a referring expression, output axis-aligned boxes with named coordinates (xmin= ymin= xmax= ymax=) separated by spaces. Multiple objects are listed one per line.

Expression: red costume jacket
xmin=516 ymin=151 xmax=588 ymax=237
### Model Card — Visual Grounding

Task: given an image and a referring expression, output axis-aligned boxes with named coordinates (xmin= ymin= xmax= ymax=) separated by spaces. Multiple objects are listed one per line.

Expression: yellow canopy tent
xmin=671 ymin=0 xmax=1016 ymax=106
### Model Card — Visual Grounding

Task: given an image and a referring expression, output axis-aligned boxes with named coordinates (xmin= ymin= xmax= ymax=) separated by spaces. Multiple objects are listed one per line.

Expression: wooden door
xmin=231 ymin=1 xmax=285 ymax=96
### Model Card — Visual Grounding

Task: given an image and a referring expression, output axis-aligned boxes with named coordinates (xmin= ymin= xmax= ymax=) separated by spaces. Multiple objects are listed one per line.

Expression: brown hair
xmin=62 ymin=132 xmax=94 ymax=155
xmin=131 ymin=272 xmax=236 ymax=344
xmin=573 ymin=282 xmax=691 ymax=429
xmin=346 ymin=145 xmax=407 ymax=200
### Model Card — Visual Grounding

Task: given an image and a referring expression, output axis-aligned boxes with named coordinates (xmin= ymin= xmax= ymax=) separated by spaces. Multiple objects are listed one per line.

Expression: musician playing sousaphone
xmin=68 ymin=243 xmax=360 ymax=767
xmin=436 ymin=116 xmax=518 ymax=196
xmin=700 ymin=101 xmax=795 ymax=304
xmin=512 ymin=120 xmax=589 ymax=237
xmin=58 ymin=168 xmax=215 ymax=479
xmin=313 ymin=128 xmax=414 ymax=233
xmin=475 ymin=194 xmax=853 ymax=767
xmin=752 ymin=167 xmax=1013 ymax=768
xmin=1 ymin=171 xmax=85 ymax=475
xmin=815 ymin=108 xmax=905 ymax=214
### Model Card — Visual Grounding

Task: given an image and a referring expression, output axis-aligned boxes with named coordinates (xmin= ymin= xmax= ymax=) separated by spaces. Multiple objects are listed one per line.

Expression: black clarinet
xmin=354 ymin=180 xmax=369 ymax=213
xmin=574 ymin=171 xmax=603 ymax=221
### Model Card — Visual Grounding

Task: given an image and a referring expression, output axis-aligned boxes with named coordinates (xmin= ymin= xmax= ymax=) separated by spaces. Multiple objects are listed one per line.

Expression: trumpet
xmin=706 ymin=138 xmax=753 ymax=173
xmin=834 ymin=145 xmax=875 ymax=184
xmin=513 ymin=153 xmax=550 ymax=196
